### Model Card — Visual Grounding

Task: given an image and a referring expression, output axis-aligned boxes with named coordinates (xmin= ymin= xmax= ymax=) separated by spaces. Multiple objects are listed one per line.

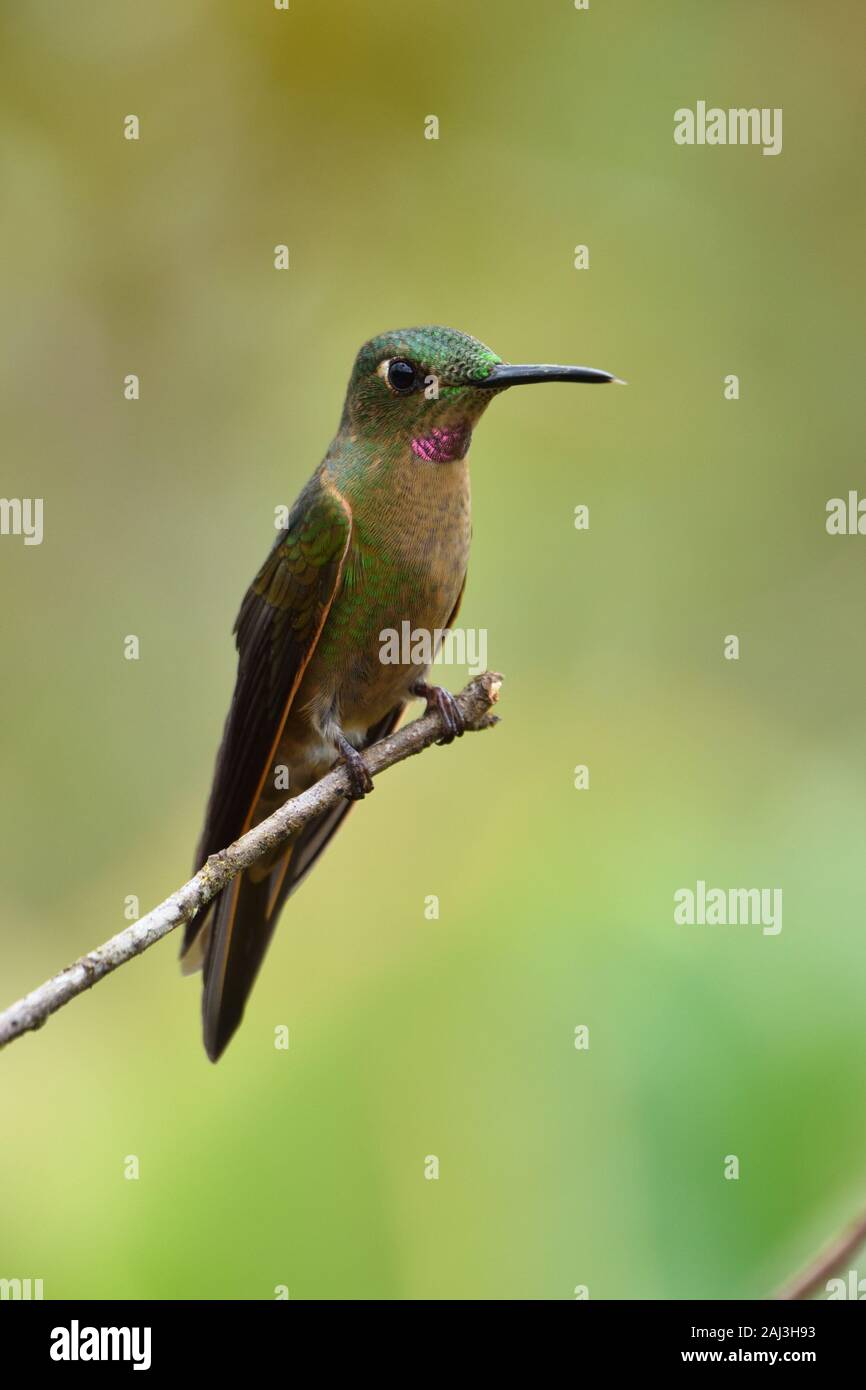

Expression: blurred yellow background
xmin=1 ymin=0 xmax=864 ymax=1299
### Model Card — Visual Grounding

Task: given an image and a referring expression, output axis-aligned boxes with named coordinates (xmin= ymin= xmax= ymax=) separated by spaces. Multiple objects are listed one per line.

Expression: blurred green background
xmin=1 ymin=0 xmax=864 ymax=1300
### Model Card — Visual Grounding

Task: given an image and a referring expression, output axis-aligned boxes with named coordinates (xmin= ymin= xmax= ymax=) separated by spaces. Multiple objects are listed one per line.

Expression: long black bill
xmin=476 ymin=362 xmax=624 ymax=388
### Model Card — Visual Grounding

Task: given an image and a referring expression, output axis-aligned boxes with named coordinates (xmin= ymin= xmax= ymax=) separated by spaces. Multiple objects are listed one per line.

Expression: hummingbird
xmin=184 ymin=325 xmax=621 ymax=1060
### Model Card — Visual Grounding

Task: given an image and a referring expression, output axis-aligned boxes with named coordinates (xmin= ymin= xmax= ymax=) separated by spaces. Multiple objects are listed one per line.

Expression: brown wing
xmin=184 ymin=474 xmax=352 ymax=1058
xmin=187 ymin=476 xmax=352 ymax=895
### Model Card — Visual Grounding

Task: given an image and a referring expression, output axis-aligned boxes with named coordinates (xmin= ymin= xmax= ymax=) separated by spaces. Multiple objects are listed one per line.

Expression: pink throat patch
xmin=410 ymin=425 xmax=471 ymax=463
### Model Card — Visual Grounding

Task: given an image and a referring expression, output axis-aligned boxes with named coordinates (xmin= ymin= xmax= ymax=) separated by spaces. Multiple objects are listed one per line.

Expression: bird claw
xmin=411 ymin=681 xmax=465 ymax=745
xmin=337 ymin=740 xmax=374 ymax=800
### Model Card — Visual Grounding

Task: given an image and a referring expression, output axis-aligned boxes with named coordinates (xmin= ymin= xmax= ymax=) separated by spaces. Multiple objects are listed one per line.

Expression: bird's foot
xmin=336 ymin=735 xmax=374 ymax=800
xmin=410 ymin=680 xmax=465 ymax=745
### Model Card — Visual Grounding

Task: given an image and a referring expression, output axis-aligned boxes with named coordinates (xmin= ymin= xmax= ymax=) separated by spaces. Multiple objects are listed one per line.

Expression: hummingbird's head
xmin=341 ymin=326 xmax=621 ymax=463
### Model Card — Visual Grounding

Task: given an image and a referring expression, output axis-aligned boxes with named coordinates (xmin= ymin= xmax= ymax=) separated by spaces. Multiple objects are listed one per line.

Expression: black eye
xmin=386 ymin=359 xmax=418 ymax=393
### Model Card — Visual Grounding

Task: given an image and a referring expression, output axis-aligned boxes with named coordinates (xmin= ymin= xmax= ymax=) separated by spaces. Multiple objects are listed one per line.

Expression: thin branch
xmin=0 ymin=671 xmax=503 ymax=1051
xmin=774 ymin=1201 xmax=866 ymax=1300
